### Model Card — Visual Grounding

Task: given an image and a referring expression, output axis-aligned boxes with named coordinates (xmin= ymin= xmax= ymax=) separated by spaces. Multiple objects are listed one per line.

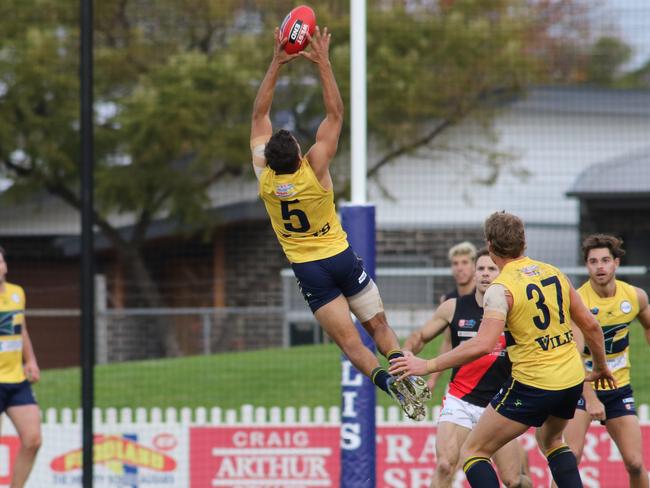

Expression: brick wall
xmin=377 ymin=226 xmax=484 ymax=302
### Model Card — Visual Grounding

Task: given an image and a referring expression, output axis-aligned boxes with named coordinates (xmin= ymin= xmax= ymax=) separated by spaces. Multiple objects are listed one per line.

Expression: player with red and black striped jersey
xmin=403 ymin=248 xmax=531 ymax=488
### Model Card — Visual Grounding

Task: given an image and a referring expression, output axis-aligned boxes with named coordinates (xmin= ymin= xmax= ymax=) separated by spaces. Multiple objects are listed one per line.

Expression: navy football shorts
xmin=0 ymin=380 xmax=38 ymax=413
xmin=291 ymin=246 xmax=371 ymax=313
xmin=490 ymin=377 xmax=583 ymax=427
xmin=575 ymin=384 xmax=637 ymax=423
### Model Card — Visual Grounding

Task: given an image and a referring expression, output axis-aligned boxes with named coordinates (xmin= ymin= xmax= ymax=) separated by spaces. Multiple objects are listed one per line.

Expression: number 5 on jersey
xmin=281 ymin=199 xmax=310 ymax=232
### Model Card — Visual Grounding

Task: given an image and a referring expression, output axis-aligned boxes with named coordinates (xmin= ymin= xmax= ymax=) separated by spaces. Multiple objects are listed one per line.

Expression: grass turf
xmin=33 ymin=322 xmax=649 ymax=410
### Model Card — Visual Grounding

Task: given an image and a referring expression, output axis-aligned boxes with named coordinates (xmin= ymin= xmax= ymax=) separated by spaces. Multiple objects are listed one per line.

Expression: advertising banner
xmin=3 ymin=417 xmax=650 ymax=486
xmin=189 ymin=424 xmax=650 ymax=488
xmin=9 ymin=425 xmax=188 ymax=487
xmin=190 ymin=426 xmax=341 ymax=487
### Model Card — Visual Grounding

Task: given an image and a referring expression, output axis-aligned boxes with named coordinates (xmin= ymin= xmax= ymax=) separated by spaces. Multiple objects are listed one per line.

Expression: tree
xmin=0 ymin=0 xmax=605 ymax=355
xmin=586 ymin=36 xmax=633 ymax=86
xmin=275 ymin=0 xmax=600 ymax=192
xmin=0 ymin=0 xmax=266 ymax=355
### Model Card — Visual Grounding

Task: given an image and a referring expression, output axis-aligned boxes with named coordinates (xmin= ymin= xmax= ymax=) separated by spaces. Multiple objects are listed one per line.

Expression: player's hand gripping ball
xmin=280 ymin=5 xmax=316 ymax=54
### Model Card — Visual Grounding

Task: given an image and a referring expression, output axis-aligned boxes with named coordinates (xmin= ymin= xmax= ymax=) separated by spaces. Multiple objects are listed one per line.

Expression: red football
xmin=280 ymin=5 xmax=316 ymax=54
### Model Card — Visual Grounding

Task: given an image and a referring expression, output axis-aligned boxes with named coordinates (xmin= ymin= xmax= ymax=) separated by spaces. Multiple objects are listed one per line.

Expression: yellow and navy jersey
xmin=578 ymin=279 xmax=639 ymax=390
xmin=492 ymin=257 xmax=584 ymax=390
xmin=259 ymin=158 xmax=349 ymax=263
xmin=0 ymin=282 xmax=26 ymax=383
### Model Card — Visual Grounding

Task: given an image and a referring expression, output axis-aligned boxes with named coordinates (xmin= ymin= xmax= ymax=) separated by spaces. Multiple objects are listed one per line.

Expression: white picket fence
xmin=2 ymin=403 xmax=650 ymax=431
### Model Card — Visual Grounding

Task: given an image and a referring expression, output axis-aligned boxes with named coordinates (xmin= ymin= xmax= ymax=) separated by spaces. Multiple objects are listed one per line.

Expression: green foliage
xmin=0 ymin=0 xmax=602 ymax=226
xmin=586 ymin=36 xmax=633 ymax=86
xmin=621 ymin=61 xmax=650 ymax=89
xmin=0 ymin=1 xmax=268 ymax=229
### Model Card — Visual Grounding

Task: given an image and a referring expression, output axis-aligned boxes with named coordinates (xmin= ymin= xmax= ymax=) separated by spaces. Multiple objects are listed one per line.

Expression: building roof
xmin=512 ymin=86 xmax=650 ymax=117
xmin=567 ymin=147 xmax=650 ymax=198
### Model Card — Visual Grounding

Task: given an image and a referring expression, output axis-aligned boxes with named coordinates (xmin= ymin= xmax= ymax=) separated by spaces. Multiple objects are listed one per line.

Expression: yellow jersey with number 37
xmin=0 ymin=282 xmax=27 ymax=383
xmin=259 ymin=158 xmax=348 ymax=263
xmin=578 ymin=279 xmax=639 ymax=391
xmin=492 ymin=257 xmax=584 ymax=390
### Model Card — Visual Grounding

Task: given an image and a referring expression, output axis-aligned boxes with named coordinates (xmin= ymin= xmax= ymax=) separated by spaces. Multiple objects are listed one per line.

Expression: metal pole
xmin=350 ymin=0 xmax=367 ymax=203
xmin=80 ymin=0 xmax=95 ymax=486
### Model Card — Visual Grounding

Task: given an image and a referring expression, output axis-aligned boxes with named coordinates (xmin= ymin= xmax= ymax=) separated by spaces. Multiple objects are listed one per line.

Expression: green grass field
xmin=33 ymin=322 xmax=650 ymax=410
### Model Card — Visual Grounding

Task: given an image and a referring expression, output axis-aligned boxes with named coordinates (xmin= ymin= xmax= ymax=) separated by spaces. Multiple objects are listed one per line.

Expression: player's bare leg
xmin=6 ymin=404 xmax=41 ymax=488
xmin=360 ymin=311 xmax=400 ymax=358
xmin=492 ymin=438 xmax=533 ymax=488
xmin=561 ymin=408 xmax=590 ymax=463
xmin=314 ymin=294 xmax=381 ymax=376
xmin=315 ymin=294 xmax=425 ymax=420
xmin=460 ymin=406 xmax=529 ymax=487
xmin=362 ymin=310 xmax=432 ymax=404
xmin=605 ymin=415 xmax=648 ymax=488
xmin=431 ymin=422 xmax=471 ymax=488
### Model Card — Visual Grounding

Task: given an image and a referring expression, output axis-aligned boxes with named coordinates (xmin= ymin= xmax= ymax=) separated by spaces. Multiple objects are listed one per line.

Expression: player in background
xmin=249 ymin=26 xmax=430 ymax=420
xmin=429 ymin=241 xmax=479 ymax=390
xmin=560 ymin=234 xmax=650 ymax=488
xmin=0 ymin=246 xmax=42 ymax=488
xmin=440 ymin=241 xmax=478 ymax=304
xmin=390 ymin=211 xmax=615 ymax=488
xmin=403 ymin=248 xmax=531 ymax=488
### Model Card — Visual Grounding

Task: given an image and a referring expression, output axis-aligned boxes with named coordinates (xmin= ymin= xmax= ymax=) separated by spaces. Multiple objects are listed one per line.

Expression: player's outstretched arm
xmin=389 ymin=316 xmax=503 ymax=380
xmin=250 ymin=28 xmax=299 ymax=172
xmin=403 ymin=298 xmax=456 ymax=355
xmin=390 ymin=286 xmax=505 ymax=379
xmin=303 ymin=26 xmax=344 ymax=182
xmin=569 ymin=287 xmax=615 ymax=390
xmin=635 ymin=287 xmax=650 ymax=346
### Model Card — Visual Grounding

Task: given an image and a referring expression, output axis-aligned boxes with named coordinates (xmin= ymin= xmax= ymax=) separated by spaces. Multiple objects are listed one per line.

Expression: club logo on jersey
xmin=458 ymin=319 xmax=476 ymax=328
xmin=275 ymin=183 xmax=296 ymax=198
xmin=620 ymin=300 xmax=632 ymax=314
xmin=11 ymin=294 xmax=20 ymax=304
xmin=519 ymin=265 xmax=540 ymax=277
xmin=590 ymin=307 xmax=599 ymax=315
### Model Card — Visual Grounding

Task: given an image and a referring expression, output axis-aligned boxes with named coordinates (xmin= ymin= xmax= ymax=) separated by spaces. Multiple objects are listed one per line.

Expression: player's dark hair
xmin=484 ymin=211 xmax=526 ymax=259
xmin=264 ymin=129 xmax=301 ymax=174
xmin=0 ymin=245 xmax=5 ymax=259
xmin=581 ymin=234 xmax=625 ymax=262
xmin=475 ymin=247 xmax=490 ymax=261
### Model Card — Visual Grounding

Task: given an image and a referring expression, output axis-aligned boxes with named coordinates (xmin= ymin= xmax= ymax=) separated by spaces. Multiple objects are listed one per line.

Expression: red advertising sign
xmin=190 ymin=426 xmax=341 ymax=487
xmin=191 ymin=425 xmax=650 ymax=488
xmin=0 ymin=437 xmax=20 ymax=485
